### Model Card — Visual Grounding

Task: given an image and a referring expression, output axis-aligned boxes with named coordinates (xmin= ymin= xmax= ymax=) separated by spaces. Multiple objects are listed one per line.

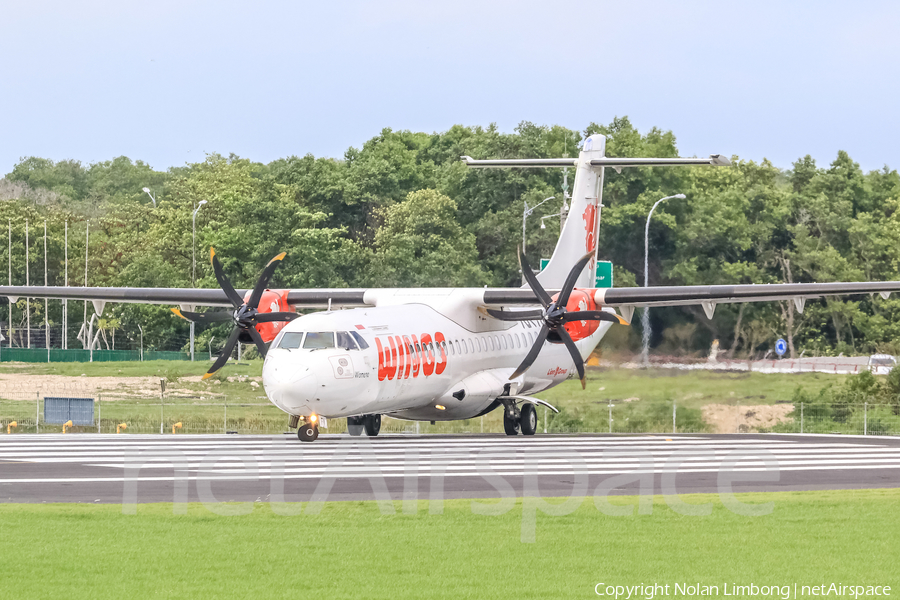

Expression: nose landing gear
xmin=295 ymin=416 xmax=319 ymax=442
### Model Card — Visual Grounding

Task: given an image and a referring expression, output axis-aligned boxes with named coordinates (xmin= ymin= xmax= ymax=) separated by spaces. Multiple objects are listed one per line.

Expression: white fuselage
xmin=262 ymin=304 xmax=612 ymax=422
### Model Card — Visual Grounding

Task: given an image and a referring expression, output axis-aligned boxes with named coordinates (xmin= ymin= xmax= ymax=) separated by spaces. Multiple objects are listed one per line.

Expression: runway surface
xmin=1 ymin=433 xmax=898 ymax=503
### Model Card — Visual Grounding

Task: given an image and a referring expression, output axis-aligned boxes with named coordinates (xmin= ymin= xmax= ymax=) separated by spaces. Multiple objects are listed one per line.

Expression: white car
xmin=867 ymin=354 xmax=896 ymax=375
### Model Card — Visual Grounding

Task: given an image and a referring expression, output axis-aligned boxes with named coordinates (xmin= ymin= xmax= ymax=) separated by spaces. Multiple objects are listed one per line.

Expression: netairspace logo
xmin=594 ymin=583 xmax=893 ymax=599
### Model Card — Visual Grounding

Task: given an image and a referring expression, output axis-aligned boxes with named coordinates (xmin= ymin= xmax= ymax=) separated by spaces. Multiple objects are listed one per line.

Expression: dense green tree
xmin=368 ymin=189 xmax=489 ymax=287
xmin=2 ymin=118 xmax=899 ymax=357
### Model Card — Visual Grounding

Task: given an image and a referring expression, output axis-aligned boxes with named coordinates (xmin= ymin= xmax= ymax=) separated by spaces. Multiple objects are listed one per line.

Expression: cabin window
xmin=501 ymin=335 xmax=509 ymax=350
xmin=336 ymin=331 xmax=358 ymax=350
xmin=448 ymin=340 xmax=454 ymax=355
xmin=303 ymin=332 xmax=335 ymax=350
xmin=514 ymin=334 xmax=522 ymax=349
xmin=350 ymin=331 xmax=369 ymax=349
xmin=276 ymin=332 xmax=304 ymax=349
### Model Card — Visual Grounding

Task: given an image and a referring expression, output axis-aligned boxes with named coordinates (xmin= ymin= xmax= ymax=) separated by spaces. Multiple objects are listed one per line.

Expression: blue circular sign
xmin=775 ymin=338 xmax=787 ymax=356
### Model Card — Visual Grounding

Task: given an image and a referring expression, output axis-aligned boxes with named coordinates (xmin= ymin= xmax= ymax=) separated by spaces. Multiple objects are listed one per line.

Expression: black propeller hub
xmin=233 ymin=304 xmax=259 ymax=329
xmin=544 ymin=301 xmax=568 ymax=327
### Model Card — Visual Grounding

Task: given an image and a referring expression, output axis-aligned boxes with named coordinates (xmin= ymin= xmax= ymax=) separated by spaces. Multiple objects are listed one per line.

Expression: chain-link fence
xmin=2 ymin=391 xmax=899 ymax=436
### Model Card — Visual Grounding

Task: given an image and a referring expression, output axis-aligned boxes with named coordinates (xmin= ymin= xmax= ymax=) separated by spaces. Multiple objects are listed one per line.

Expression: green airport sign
xmin=540 ymin=259 xmax=613 ymax=288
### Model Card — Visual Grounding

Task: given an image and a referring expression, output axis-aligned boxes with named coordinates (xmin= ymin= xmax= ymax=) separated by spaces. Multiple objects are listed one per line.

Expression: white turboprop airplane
xmin=6 ymin=133 xmax=900 ymax=441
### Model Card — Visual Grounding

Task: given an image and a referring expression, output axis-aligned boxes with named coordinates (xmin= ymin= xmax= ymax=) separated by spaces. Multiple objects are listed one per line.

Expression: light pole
xmin=142 ymin=187 xmax=157 ymax=208
xmin=522 ymin=196 xmax=555 ymax=255
xmin=190 ymin=200 xmax=207 ymax=362
xmin=641 ymin=193 xmax=686 ymax=365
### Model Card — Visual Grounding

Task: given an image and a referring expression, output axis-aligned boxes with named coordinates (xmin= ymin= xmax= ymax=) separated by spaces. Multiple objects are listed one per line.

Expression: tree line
xmin=1 ymin=117 xmax=898 ymax=358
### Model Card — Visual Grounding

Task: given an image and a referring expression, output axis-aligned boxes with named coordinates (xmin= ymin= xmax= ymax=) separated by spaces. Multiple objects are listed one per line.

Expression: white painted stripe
xmin=2 ymin=462 xmax=900 ymax=485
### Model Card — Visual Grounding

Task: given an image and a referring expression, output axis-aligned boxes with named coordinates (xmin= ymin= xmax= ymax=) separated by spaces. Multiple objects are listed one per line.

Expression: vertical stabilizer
xmin=534 ymin=134 xmax=606 ymax=290
xmin=460 ymin=138 xmax=729 ymax=292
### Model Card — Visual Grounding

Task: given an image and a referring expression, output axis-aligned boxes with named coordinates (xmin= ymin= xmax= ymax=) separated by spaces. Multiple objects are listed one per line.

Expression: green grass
xmin=0 ymin=362 xmax=850 ymax=435
xmin=0 ymin=359 xmax=264 ymax=379
xmin=546 ymin=367 xmax=841 ymax=409
xmin=0 ymin=489 xmax=897 ymax=598
xmin=537 ymin=368 xmax=842 ymax=434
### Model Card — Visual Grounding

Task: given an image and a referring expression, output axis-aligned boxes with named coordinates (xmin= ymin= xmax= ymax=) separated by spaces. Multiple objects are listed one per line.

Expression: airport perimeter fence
xmin=639 ymin=355 xmax=885 ymax=376
xmin=2 ymin=392 xmax=899 ymax=436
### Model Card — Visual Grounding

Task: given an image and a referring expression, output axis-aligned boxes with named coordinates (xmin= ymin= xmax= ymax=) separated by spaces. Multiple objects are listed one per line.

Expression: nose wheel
xmin=297 ymin=421 xmax=319 ymax=442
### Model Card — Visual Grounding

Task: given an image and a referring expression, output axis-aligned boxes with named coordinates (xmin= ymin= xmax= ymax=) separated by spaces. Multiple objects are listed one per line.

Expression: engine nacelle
xmin=551 ymin=288 xmax=600 ymax=341
xmin=242 ymin=289 xmax=294 ymax=342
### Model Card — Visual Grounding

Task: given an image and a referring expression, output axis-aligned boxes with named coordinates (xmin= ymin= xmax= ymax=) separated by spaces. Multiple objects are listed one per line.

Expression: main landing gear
xmin=347 ymin=414 xmax=381 ymax=437
xmin=502 ymin=401 xmax=537 ymax=436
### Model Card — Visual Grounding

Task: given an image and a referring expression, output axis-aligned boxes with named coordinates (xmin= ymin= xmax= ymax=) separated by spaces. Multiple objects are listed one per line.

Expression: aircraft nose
xmin=263 ymin=353 xmax=318 ymax=413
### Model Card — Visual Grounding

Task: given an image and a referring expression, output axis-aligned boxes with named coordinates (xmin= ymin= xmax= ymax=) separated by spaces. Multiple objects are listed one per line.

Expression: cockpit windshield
xmin=303 ymin=332 xmax=335 ymax=350
xmin=275 ymin=332 xmax=304 ymax=349
xmin=273 ymin=331 xmax=368 ymax=351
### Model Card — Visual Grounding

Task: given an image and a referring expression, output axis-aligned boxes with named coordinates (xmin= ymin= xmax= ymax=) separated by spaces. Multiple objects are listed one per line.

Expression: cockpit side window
xmin=303 ymin=332 xmax=335 ymax=349
xmin=276 ymin=332 xmax=304 ymax=349
xmin=336 ymin=331 xmax=358 ymax=350
xmin=349 ymin=331 xmax=369 ymax=349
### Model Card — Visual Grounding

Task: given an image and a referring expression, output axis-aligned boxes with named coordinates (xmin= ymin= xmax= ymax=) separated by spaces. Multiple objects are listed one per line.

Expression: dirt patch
xmin=0 ymin=372 xmax=167 ymax=396
xmin=702 ymin=403 xmax=794 ymax=433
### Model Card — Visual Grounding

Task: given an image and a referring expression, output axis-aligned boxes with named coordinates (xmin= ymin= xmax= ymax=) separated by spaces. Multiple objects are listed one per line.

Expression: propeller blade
xmin=560 ymin=310 xmax=629 ymax=325
xmin=171 ymin=308 xmax=232 ymax=323
xmin=254 ymin=312 xmax=300 ymax=323
xmin=202 ymin=327 xmax=241 ymax=380
xmin=210 ymin=248 xmax=244 ymax=308
xmin=556 ymin=251 xmax=595 ymax=308
xmin=556 ymin=326 xmax=586 ymax=389
xmin=518 ymin=247 xmax=552 ymax=308
xmin=510 ymin=324 xmax=549 ymax=380
xmin=484 ymin=308 xmax=545 ymax=321
xmin=247 ymin=252 xmax=287 ymax=309
xmin=247 ymin=325 xmax=269 ymax=359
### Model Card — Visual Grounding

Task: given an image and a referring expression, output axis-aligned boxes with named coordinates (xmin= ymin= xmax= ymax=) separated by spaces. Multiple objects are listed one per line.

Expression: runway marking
xmin=1 ymin=435 xmax=899 ymax=485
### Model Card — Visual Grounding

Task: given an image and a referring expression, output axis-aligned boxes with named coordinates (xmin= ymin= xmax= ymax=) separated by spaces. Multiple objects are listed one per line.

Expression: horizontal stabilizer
xmin=460 ymin=155 xmax=730 ymax=169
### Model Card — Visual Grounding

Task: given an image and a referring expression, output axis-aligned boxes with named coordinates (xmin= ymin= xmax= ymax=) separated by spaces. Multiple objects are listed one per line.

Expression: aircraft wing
xmin=3 ymin=280 xmax=900 ymax=317
xmin=0 ymin=286 xmax=371 ymax=310
xmin=482 ymin=280 xmax=900 ymax=321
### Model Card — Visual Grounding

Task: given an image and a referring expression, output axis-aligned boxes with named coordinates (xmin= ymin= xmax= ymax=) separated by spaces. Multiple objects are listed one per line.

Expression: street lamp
xmin=641 ymin=193 xmax=686 ymax=365
xmin=192 ymin=200 xmax=207 ymax=287
xmin=522 ymin=196 xmax=555 ymax=254
xmin=190 ymin=200 xmax=208 ymax=362
xmin=142 ymin=187 xmax=157 ymax=208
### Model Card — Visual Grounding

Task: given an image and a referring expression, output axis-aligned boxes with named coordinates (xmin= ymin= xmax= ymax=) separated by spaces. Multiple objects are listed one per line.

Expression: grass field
xmin=0 ymin=489 xmax=896 ymax=599
xmin=0 ymin=361 xmax=848 ymax=434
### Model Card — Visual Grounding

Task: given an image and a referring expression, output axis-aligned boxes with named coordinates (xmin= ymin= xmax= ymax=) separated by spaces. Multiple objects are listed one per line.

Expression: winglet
xmin=171 ymin=307 xmax=188 ymax=321
xmin=267 ymin=252 xmax=287 ymax=266
xmin=209 ymin=247 xmax=216 ymax=264
xmin=615 ymin=314 xmax=630 ymax=326
xmin=580 ymin=377 xmax=586 ymax=390
xmin=202 ymin=371 xmax=215 ymax=381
